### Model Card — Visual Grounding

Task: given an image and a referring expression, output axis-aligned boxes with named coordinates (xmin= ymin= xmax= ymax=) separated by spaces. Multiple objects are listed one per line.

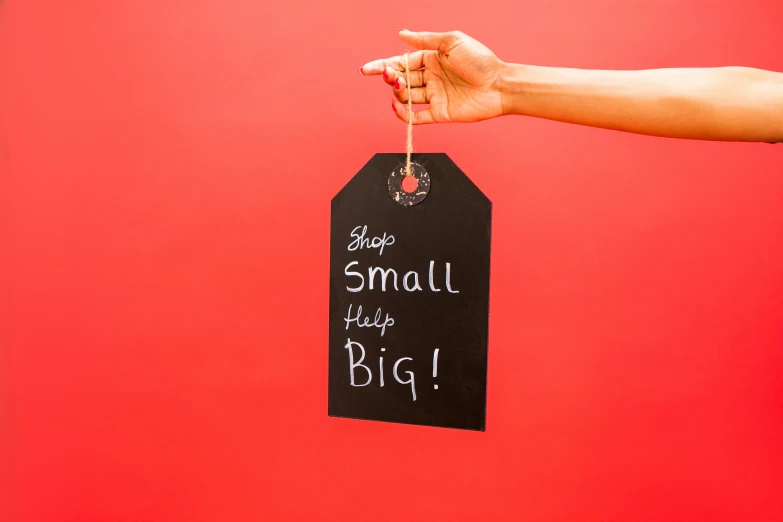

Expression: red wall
xmin=4 ymin=1 xmax=783 ymax=521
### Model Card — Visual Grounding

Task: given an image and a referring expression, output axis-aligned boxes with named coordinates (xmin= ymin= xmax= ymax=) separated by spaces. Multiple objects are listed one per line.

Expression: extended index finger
xmin=359 ymin=50 xmax=425 ymax=75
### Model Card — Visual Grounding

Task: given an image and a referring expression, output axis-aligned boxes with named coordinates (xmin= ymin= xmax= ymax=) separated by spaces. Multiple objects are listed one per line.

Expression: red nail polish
xmin=358 ymin=67 xmax=363 ymax=75
xmin=391 ymin=100 xmax=395 ymax=111
xmin=394 ymin=78 xmax=401 ymax=89
xmin=383 ymin=69 xmax=388 ymax=80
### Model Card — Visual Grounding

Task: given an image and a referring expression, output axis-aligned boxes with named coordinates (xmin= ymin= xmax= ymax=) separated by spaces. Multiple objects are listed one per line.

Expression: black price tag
xmin=329 ymin=153 xmax=492 ymax=431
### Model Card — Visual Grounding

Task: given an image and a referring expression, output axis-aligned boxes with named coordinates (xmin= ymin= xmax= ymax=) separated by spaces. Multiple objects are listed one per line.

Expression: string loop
xmin=403 ymin=52 xmax=413 ymax=178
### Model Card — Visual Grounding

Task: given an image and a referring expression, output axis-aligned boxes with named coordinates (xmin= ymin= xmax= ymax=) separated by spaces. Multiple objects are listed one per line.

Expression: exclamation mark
xmin=433 ymin=348 xmax=439 ymax=389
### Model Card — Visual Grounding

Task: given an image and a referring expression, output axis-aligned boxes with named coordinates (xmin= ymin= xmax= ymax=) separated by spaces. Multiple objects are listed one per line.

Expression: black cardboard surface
xmin=329 ymin=153 xmax=492 ymax=431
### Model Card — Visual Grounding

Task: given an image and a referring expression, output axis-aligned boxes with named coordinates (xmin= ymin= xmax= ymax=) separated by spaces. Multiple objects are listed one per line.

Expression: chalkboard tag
xmin=329 ymin=153 xmax=492 ymax=431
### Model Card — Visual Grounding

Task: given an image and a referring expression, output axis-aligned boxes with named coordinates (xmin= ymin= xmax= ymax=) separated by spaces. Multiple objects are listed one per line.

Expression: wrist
xmin=498 ymin=62 xmax=531 ymax=116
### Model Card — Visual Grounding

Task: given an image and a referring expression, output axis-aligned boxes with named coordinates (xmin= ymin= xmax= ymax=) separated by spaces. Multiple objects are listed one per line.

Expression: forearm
xmin=499 ymin=64 xmax=783 ymax=142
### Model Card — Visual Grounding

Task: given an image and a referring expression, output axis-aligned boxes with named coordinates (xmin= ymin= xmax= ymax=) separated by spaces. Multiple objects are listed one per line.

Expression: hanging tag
xmin=329 ymin=153 xmax=492 ymax=431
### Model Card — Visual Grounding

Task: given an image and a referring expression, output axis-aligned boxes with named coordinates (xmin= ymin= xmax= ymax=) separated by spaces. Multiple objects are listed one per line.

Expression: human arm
xmin=359 ymin=30 xmax=783 ymax=142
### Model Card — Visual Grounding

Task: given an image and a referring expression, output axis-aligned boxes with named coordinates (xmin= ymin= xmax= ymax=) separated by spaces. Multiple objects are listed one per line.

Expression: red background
xmin=3 ymin=1 xmax=783 ymax=521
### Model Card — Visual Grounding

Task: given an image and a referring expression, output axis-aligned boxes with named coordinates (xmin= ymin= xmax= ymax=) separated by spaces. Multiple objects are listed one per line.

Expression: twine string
xmin=403 ymin=52 xmax=413 ymax=178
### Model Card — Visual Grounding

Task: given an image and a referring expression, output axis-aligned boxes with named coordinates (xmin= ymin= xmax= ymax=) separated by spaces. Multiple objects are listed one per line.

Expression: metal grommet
xmin=388 ymin=162 xmax=430 ymax=206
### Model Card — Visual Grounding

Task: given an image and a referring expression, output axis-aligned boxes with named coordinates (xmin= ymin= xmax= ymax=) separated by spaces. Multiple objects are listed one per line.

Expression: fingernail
xmin=398 ymin=28 xmax=407 ymax=32
xmin=394 ymin=78 xmax=401 ymax=89
xmin=391 ymin=99 xmax=395 ymax=111
xmin=383 ymin=69 xmax=388 ymax=80
xmin=358 ymin=66 xmax=364 ymax=75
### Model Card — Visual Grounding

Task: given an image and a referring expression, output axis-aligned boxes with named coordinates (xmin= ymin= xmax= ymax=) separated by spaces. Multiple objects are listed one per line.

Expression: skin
xmin=360 ymin=30 xmax=783 ymax=143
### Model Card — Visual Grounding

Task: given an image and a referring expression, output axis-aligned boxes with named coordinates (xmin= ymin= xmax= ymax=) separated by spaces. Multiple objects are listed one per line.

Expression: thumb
xmin=398 ymin=30 xmax=455 ymax=51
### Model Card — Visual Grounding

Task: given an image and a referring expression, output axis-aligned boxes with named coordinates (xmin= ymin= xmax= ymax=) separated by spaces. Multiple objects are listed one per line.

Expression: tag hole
xmin=402 ymin=176 xmax=418 ymax=193
xmin=388 ymin=162 xmax=429 ymax=206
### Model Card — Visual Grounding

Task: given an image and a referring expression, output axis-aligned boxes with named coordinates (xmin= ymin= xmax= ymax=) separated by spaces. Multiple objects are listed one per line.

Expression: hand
xmin=360 ymin=30 xmax=507 ymax=125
